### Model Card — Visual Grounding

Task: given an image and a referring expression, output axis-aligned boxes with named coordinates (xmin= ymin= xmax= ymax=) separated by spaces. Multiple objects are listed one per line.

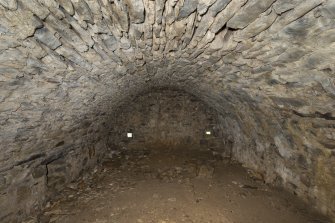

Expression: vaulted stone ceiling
xmin=0 ymin=0 xmax=335 ymax=222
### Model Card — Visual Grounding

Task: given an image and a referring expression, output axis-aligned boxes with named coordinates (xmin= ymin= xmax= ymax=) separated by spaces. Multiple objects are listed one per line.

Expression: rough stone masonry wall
xmin=0 ymin=0 xmax=335 ymax=222
xmin=108 ymin=89 xmax=227 ymax=154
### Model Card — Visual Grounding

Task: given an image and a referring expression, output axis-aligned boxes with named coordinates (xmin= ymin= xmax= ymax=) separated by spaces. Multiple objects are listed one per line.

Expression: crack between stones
xmin=293 ymin=110 xmax=335 ymax=120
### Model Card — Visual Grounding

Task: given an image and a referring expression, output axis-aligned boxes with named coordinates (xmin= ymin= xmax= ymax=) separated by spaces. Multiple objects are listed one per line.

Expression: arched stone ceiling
xmin=0 ymin=0 xmax=335 ymax=221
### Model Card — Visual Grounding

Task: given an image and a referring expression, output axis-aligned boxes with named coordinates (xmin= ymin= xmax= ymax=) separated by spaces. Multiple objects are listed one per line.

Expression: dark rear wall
xmin=108 ymin=89 xmax=227 ymax=153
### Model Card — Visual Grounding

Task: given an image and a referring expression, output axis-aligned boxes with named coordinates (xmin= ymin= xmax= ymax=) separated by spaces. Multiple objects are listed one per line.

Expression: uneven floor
xmin=34 ymin=147 xmax=330 ymax=223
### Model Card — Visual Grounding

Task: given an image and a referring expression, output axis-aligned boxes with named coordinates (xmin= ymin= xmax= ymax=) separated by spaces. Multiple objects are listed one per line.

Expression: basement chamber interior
xmin=0 ymin=0 xmax=335 ymax=222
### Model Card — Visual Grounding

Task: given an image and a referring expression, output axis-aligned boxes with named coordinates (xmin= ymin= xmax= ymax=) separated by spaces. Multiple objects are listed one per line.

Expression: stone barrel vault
xmin=0 ymin=0 xmax=334 ymax=222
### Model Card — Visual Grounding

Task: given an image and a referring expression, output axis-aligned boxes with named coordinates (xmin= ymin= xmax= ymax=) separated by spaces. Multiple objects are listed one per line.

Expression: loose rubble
xmin=31 ymin=147 xmax=331 ymax=223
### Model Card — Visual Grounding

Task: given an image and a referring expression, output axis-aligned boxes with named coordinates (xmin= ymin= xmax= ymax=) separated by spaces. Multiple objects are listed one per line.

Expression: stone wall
xmin=0 ymin=0 xmax=334 ymax=221
xmin=0 ymin=109 xmax=109 ymax=222
xmin=108 ymin=89 xmax=227 ymax=153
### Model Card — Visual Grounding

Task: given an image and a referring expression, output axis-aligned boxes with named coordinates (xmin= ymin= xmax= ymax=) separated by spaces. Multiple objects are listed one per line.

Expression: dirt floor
xmin=34 ymin=147 xmax=330 ymax=223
